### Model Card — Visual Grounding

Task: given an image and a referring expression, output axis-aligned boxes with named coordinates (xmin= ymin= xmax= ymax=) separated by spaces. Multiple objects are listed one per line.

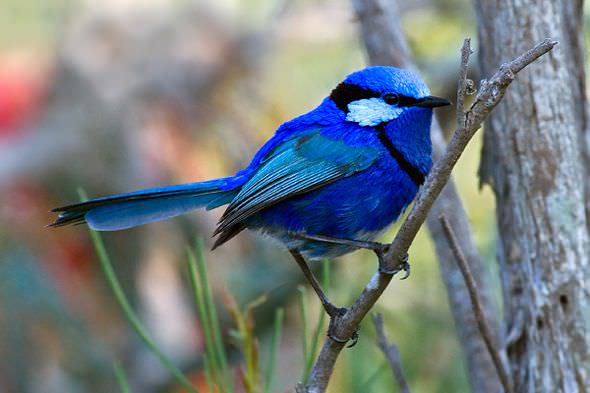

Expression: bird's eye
xmin=383 ymin=93 xmax=400 ymax=105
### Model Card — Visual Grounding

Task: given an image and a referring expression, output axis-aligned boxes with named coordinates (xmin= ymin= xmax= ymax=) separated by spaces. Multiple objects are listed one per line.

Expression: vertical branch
xmin=439 ymin=216 xmax=513 ymax=393
xmin=371 ymin=314 xmax=410 ymax=393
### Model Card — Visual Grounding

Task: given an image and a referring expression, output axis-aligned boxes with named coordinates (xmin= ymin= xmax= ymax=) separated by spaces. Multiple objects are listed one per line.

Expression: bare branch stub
xmin=456 ymin=38 xmax=472 ymax=127
xmin=372 ymin=314 xmax=411 ymax=393
xmin=301 ymin=38 xmax=556 ymax=393
xmin=439 ymin=215 xmax=513 ymax=393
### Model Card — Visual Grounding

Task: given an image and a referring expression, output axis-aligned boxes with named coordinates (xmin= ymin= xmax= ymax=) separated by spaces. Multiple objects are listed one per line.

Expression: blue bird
xmin=50 ymin=66 xmax=449 ymax=339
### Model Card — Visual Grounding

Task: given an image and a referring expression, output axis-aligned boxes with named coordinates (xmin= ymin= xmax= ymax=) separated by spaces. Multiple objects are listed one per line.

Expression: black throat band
xmin=329 ymin=82 xmax=426 ymax=186
xmin=374 ymin=124 xmax=425 ymax=187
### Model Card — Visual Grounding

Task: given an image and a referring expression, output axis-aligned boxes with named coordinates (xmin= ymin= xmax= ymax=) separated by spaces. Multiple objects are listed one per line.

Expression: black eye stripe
xmin=329 ymin=83 xmax=420 ymax=113
xmin=397 ymin=96 xmax=420 ymax=106
xmin=329 ymin=83 xmax=379 ymax=112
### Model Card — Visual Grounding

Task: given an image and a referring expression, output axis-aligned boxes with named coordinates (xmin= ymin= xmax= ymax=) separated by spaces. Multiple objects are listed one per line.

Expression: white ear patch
xmin=346 ymin=98 xmax=404 ymax=127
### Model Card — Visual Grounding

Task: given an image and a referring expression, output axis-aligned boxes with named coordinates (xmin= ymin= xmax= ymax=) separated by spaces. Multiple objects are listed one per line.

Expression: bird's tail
xmin=49 ymin=178 xmax=239 ymax=231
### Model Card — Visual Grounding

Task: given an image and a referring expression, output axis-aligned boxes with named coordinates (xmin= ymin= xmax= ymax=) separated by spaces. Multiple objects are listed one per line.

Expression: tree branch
xmin=372 ymin=314 xmax=410 ymax=393
xmin=352 ymin=1 xmax=502 ymax=391
xmin=301 ymin=38 xmax=557 ymax=393
xmin=439 ymin=215 xmax=513 ymax=393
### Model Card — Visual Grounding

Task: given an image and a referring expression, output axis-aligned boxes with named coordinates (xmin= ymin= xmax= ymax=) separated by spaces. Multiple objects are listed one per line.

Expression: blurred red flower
xmin=0 ymin=56 xmax=48 ymax=138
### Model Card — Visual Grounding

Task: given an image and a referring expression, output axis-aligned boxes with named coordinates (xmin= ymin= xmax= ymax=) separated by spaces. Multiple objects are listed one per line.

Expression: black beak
xmin=415 ymin=95 xmax=451 ymax=108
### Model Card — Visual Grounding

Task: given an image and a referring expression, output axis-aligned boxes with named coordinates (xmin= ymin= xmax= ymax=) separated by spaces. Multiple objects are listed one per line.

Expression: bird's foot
xmin=324 ymin=305 xmax=359 ymax=348
xmin=397 ymin=254 xmax=411 ymax=279
xmin=375 ymin=246 xmax=410 ymax=280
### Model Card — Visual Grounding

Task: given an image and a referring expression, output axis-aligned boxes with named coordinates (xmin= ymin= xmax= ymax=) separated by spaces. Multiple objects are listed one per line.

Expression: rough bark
xmin=475 ymin=1 xmax=590 ymax=392
xmin=352 ymin=1 xmax=501 ymax=392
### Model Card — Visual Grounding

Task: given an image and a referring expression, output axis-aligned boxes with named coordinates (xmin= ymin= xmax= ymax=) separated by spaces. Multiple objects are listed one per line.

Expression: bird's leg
xmin=292 ymin=233 xmax=411 ymax=279
xmin=289 ymin=250 xmax=356 ymax=346
xmin=291 ymin=233 xmax=385 ymax=252
xmin=289 ymin=249 xmax=344 ymax=317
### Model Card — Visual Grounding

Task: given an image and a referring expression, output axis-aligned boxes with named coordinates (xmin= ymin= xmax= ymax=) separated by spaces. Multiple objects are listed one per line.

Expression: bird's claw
xmin=376 ymin=249 xmax=411 ymax=280
xmin=346 ymin=331 xmax=359 ymax=348
xmin=399 ymin=254 xmax=411 ymax=280
xmin=327 ymin=330 xmax=348 ymax=344
xmin=325 ymin=306 xmax=359 ymax=347
xmin=327 ymin=327 xmax=359 ymax=348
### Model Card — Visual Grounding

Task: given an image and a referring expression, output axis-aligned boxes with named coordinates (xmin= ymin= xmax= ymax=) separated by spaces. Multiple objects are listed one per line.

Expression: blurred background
xmin=1 ymin=0 xmax=585 ymax=392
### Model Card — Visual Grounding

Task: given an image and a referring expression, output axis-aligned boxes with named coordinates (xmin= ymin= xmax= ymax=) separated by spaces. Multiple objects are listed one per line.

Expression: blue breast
xmin=247 ymin=104 xmax=433 ymax=259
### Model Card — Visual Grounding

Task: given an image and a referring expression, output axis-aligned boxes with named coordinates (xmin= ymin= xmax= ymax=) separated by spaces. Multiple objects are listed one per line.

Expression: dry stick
xmin=439 ymin=216 xmax=513 ymax=393
xmin=302 ymin=38 xmax=557 ymax=393
xmin=371 ymin=314 xmax=410 ymax=393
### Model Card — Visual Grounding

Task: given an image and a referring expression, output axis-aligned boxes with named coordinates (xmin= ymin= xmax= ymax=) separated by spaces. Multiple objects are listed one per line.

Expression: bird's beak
xmin=415 ymin=95 xmax=451 ymax=108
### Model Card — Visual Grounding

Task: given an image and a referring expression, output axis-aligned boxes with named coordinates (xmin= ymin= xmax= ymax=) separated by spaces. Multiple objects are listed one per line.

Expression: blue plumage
xmin=50 ymin=66 xmax=449 ymax=260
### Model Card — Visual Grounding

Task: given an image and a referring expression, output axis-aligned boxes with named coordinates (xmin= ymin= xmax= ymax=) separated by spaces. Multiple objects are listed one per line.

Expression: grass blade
xmin=194 ymin=238 xmax=234 ymax=393
xmin=187 ymin=248 xmax=222 ymax=388
xmin=79 ymin=190 xmax=198 ymax=393
xmin=303 ymin=259 xmax=331 ymax=383
xmin=361 ymin=361 xmax=388 ymax=392
xmin=202 ymin=355 xmax=214 ymax=393
xmin=305 ymin=259 xmax=331 ymax=380
xmin=321 ymin=259 xmax=331 ymax=292
xmin=264 ymin=307 xmax=284 ymax=393
xmin=298 ymin=285 xmax=309 ymax=382
xmin=113 ymin=361 xmax=132 ymax=393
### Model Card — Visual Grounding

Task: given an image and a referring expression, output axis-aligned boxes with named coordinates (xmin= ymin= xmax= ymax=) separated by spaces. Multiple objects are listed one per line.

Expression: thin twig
xmin=301 ymin=38 xmax=557 ymax=393
xmin=439 ymin=216 xmax=513 ymax=393
xmin=371 ymin=314 xmax=410 ymax=393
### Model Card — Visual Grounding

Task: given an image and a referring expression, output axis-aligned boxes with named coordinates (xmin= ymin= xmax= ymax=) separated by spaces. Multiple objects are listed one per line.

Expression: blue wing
xmin=212 ymin=130 xmax=379 ymax=247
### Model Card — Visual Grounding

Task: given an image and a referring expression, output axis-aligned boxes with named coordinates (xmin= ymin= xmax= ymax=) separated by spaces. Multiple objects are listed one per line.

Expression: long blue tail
xmin=49 ymin=178 xmax=239 ymax=231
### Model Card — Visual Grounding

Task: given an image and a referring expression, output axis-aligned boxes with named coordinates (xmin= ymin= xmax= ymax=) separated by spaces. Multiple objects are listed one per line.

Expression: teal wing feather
xmin=212 ymin=131 xmax=379 ymax=247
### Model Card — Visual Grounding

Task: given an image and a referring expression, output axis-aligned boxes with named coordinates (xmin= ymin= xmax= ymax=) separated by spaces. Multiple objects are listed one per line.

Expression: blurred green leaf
xmin=264 ymin=307 xmax=284 ymax=393
xmin=191 ymin=239 xmax=234 ymax=393
xmin=298 ymin=285 xmax=310 ymax=382
xmin=304 ymin=259 xmax=331 ymax=383
xmin=113 ymin=361 xmax=132 ymax=393
xmin=187 ymin=247 xmax=223 ymax=390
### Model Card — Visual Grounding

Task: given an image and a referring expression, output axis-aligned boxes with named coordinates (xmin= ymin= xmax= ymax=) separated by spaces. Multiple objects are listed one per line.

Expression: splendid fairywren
xmin=50 ymin=66 xmax=450 ymax=339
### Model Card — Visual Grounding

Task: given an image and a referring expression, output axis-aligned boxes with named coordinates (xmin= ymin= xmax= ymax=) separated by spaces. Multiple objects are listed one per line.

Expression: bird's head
xmin=329 ymin=66 xmax=450 ymax=127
